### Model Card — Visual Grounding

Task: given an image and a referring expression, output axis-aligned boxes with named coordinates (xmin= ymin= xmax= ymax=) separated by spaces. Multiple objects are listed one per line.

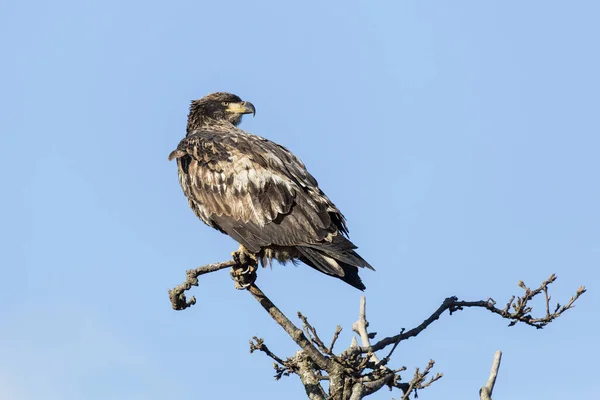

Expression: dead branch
xmin=294 ymin=351 xmax=328 ymax=400
xmin=169 ymin=259 xmax=585 ymax=400
xmin=364 ymin=274 xmax=586 ymax=353
xmin=352 ymin=296 xmax=396 ymax=395
xmin=249 ymin=337 xmax=288 ymax=368
xmin=349 ymin=382 xmax=363 ymax=400
xmin=168 ymin=259 xmax=236 ymax=310
xmin=298 ymin=312 xmax=332 ymax=355
xmin=400 ymin=360 xmax=443 ymax=400
xmin=480 ymin=351 xmax=502 ymax=400
xmin=328 ymin=325 xmax=343 ymax=354
xmin=352 ymin=297 xmax=442 ymax=398
xmin=247 ymin=284 xmax=332 ymax=371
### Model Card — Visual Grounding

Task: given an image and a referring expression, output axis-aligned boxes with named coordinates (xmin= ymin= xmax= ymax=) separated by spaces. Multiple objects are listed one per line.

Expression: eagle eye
xmin=222 ymin=101 xmax=230 ymax=106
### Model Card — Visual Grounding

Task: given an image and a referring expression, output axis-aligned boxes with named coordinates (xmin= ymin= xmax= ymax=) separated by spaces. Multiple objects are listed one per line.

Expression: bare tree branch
xmin=362 ymin=371 xmax=399 ymax=396
xmin=328 ymin=325 xmax=343 ymax=354
xmin=352 ymin=297 xmax=381 ymax=365
xmin=400 ymin=360 xmax=443 ymax=400
xmin=351 ymin=297 xmax=442 ymax=398
xmin=480 ymin=351 xmax=502 ymax=400
xmin=249 ymin=337 xmax=287 ymax=368
xmin=364 ymin=275 xmax=586 ymax=353
xmin=349 ymin=382 xmax=363 ymax=400
xmin=168 ymin=260 xmax=236 ymax=310
xmin=352 ymin=297 xmax=397 ymax=396
xmin=298 ymin=312 xmax=332 ymax=356
xmin=170 ymin=260 xmax=584 ymax=400
xmin=294 ymin=351 xmax=328 ymax=400
xmin=247 ymin=284 xmax=332 ymax=371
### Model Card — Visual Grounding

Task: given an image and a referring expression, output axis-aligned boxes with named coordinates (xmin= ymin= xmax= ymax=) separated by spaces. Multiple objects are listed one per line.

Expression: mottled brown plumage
xmin=169 ymin=92 xmax=373 ymax=289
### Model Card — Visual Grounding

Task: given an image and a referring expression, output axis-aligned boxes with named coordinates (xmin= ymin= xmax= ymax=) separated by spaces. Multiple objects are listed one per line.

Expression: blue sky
xmin=1 ymin=0 xmax=598 ymax=399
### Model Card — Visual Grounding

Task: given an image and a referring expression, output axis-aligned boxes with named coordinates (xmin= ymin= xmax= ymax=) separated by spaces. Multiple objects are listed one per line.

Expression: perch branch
xmin=364 ymin=274 xmax=586 ymax=352
xmin=247 ymin=284 xmax=331 ymax=371
xmin=168 ymin=260 xmax=237 ymax=310
xmin=479 ymin=350 xmax=502 ymax=400
xmin=169 ymin=262 xmax=584 ymax=400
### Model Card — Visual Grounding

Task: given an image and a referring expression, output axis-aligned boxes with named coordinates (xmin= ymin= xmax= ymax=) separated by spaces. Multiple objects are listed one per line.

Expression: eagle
xmin=169 ymin=92 xmax=373 ymax=290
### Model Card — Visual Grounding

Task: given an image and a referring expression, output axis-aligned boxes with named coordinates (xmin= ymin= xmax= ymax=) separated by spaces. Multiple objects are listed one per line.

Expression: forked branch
xmin=169 ymin=261 xmax=585 ymax=399
xmin=363 ymin=274 xmax=586 ymax=353
xmin=247 ymin=284 xmax=332 ymax=371
xmin=400 ymin=360 xmax=443 ymax=400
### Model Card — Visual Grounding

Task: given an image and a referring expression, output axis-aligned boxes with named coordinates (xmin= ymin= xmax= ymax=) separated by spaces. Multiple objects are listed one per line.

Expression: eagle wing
xmin=169 ymin=129 xmax=372 ymax=288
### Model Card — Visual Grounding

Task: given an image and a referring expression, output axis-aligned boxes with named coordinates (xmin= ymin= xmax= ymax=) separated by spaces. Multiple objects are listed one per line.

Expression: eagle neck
xmin=186 ymin=117 xmax=238 ymax=136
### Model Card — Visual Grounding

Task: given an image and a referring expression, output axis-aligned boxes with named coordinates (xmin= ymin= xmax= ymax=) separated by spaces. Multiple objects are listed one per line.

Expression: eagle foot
xmin=231 ymin=246 xmax=258 ymax=266
xmin=230 ymin=264 xmax=257 ymax=290
xmin=230 ymin=246 xmax=258 ymax=290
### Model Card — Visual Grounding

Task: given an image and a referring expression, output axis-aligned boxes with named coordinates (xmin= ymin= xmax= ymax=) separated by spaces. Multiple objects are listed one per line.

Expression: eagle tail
xmin=297 ymin=246 xmax=370 ymax=291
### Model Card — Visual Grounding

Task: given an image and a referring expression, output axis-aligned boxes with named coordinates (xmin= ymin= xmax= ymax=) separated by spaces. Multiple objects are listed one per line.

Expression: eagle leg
xmin=230 ymin=245 xmax=258 ymax=290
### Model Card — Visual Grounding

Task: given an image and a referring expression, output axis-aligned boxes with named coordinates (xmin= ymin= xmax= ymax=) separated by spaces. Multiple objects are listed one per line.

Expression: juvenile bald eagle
xmin=169 ymin=92 xmax=373 ymax=290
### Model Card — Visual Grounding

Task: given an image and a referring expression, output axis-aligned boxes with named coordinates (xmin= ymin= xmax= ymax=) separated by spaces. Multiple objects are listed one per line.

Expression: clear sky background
xmin=1 ymin=1 xmax=598 ymax=399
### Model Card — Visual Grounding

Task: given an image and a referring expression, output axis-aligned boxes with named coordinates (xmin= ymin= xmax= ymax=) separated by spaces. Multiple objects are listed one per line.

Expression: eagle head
xmin=187 ymin=92 xmax=256 ymax=131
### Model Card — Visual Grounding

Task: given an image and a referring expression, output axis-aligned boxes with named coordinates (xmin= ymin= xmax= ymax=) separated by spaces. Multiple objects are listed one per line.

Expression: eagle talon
xmin=230 ymin=264 xmax=257 ymax=290
xmin=230 ymin=264 xmax=256 ymax=276
xmin=230 ymin=245 xmax=258 ymax=290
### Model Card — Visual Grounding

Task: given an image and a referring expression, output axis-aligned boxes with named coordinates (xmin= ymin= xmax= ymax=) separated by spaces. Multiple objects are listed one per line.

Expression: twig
xmin=380 ymin=336 xmax=402 ymax=366
xmin=249 ymin=337 xmax=293 ymax=380
xmin=298 ymin=312 xmax=330 ymax=354
xmin=401 ymin=360 xmax=443 ymax=400
xmin=364 ymin=275 xmax=586 ymax=352
xmin=328 ymin=325 xmax=342 ymax=354
xmin=168 ymin=260 xmax=237 ymax=310
xmin=480 ymin=351 xmax=502 ymax=400
xmin=249 ymin=337 xmax=287 ymax=366
xmin=247 ymin=284 xmax=331 ymax=371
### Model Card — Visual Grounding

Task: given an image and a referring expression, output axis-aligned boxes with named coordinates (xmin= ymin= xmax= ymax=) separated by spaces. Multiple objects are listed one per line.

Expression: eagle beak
xmin=227 ymin=101 xmax=256 ymax=116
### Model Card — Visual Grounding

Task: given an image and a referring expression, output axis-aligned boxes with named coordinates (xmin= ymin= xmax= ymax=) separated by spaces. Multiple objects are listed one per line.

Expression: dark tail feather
xmin=337 ymin=262 xmax=366 ymax=291
xmin=302 ymin=235 xmax=375 ymax=271
xmin=297 ymin=246 xmax=368 ymax=291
